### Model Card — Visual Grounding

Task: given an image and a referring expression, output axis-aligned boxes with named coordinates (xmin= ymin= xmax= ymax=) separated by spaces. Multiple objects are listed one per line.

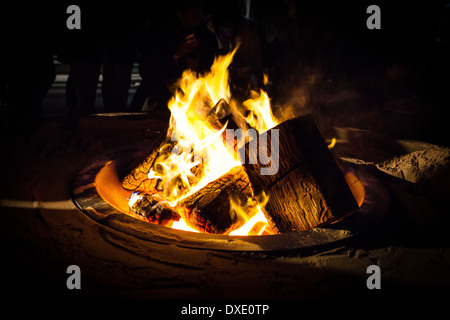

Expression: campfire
xmin=117 ymin=48 xmax=358 ymax=236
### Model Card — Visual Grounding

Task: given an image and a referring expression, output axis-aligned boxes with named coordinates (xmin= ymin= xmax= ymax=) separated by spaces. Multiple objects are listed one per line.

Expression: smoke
xmin=267 ymin=50 xmax=427 ymax=141
xmin=268 ymin=61 xmax=367 ymax=137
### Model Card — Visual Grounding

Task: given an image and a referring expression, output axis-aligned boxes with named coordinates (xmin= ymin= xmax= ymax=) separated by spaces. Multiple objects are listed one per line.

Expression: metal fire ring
xmin=71 ymin=139 xmax=389 ymax=252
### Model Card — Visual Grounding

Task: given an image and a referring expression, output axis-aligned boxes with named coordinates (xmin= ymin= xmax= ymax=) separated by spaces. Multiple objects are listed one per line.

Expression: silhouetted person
xmin=130 ymin=0 xmax=218 ymax=112
xmin=59 ymin=3 xmax=137 ymax=115
xmin=101 ymin=5 xmax=138 ymax=113
xmin=58 ymin=4 xmax=102 ymax=115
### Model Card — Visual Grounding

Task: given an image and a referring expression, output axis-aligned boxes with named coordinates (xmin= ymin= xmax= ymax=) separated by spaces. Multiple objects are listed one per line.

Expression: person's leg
xmin=67 ymin=61 xmax=101 ymax=115
xmin=102 ymin=62 xmax=132 ymax=112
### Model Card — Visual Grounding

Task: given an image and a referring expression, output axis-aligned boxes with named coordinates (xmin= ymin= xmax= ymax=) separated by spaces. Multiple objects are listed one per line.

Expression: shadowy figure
xmin=130 ymin=0 xmax=218 ymax=113
xmin=59 ymin=4 xmax=137 ymax=115
xmin=101 ymin=5 xmax=138 ymax=113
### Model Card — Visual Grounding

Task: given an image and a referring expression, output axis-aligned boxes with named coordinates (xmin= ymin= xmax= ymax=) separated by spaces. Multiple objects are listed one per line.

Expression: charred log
xmin=128 ymin=192 xmax=180 ymax=226
xmin=207 ymin=98 xmax=248 ymax=131
xmin=121 ymin=133 xmax=167 ymax=193
xmin=121 ymin=133 xmax=205 ymax=201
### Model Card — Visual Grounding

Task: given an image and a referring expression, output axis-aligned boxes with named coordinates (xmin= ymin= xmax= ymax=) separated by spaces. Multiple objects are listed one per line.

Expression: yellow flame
xmin=147 ymin=48 xmax=279 ymax=235
xmin=229 ymin=191 xmax=270 ymax=236
xmin=229 ymin=209 xmax=268 ymax=236
xmin=243 ymin=90 xmax=277 ymax=133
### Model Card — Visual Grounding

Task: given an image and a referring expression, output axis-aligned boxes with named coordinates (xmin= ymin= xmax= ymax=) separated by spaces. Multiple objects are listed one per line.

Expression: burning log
xmin=121 ymin=133 xmax=205 ymax=201
xmin=179 ymin=166 xmax=253 ymax=234
xmin=121 ymin=133 xmax=166 ymax=194
xmin=240 ymin=115 xmax=358 ymax=233
xmin=207 ymin=98 xmax=248 ymax=132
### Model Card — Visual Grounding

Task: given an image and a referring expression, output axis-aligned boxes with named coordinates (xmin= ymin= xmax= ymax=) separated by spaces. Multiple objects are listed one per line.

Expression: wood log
xmin=239 ymin=115 xmax=358 ymax=233
xmin=128 ymin=192 xmax=181 ymax=226
xmin=121 ymin=133 xmax=166 ymax=193
xmin=179 ymin=166 xmax=254 ymax=234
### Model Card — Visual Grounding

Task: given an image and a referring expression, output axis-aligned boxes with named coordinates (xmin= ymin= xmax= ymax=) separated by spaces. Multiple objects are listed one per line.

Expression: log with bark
xmin=239 ymin=115 xmax=358 ymax=233
xmin=179 ymin=166 xmax=254 ymax=234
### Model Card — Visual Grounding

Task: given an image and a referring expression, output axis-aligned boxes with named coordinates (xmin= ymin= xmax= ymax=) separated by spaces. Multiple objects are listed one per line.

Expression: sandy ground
xmin=1 ymin=115 xmax=449 ymax=308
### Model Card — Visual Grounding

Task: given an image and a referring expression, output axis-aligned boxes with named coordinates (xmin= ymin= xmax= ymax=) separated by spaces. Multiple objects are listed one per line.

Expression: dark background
xmin=1 ymin=0 xmax=449 ymax=145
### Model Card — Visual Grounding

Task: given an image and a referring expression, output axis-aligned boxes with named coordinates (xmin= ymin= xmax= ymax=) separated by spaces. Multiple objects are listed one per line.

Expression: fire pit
xmin=71 ymin=137 xmax=388 ymax=252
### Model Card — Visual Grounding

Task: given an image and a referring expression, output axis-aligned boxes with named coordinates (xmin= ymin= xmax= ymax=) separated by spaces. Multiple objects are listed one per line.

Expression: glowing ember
xmin=172 ymin=218 xmax=200 ymax=233
xmin=328 ymin=137 xmax=337 ymax=149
